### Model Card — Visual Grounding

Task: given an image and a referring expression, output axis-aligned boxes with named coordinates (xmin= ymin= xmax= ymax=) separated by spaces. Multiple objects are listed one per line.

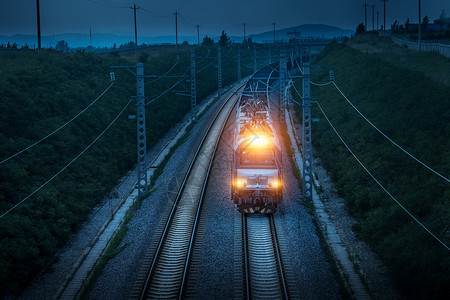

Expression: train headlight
xmin=253 ymin=136 xmax=268 ymax=147
xmin=236 ymin=180 xmax=247 ymax=188
xmin=269 ymin=180 xmax=281 ymax=188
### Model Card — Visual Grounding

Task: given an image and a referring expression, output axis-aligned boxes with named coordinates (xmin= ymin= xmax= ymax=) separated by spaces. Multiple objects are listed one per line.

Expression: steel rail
xmin=136 ymin=83 xmax=245 ymax=300
xmin=242 ymin=214 xmax=289 ymax=300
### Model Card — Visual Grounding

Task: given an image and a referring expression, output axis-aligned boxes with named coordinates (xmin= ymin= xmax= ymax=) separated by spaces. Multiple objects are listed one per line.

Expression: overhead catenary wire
xmin=295 ymin=59 xmax=303 ymax=75
xmin=0 ymin=98 xmax=133 ymax=220
xmin=310 ymin=81 xmax=333 ymax=86
xmin=330 ymin=80 xmax=450 ymax=184
xmin=146 ymin=73 xmax=189 ymax=106
xmin=315 ymin=101 xmax=450 ymax=251
xmin=0 ymin=82 xmax=115 ymax=165
xmin=146 ymin=57 xmax=182 ymax=85
xmin=196 ymin=57 xmax=218 ymax=74
xmin=291 ymin=81 xmax=304 ymax=99
xmin=257 ymin=79 xmax=303 ymax=107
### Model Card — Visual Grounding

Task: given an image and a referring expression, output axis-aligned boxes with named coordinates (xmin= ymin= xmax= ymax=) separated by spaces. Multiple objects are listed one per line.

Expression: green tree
xmin=356 ymin=23 xmax=365 ymax=35
xmin=202 ymin=35 xmax=214 ymax=46
xmin=219 ymin=30 xmax=230 ymax=48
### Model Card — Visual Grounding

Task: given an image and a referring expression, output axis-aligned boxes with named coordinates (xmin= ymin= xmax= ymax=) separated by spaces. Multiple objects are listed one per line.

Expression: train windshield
xmin=240 ymin=149 xmax=275 ymax=165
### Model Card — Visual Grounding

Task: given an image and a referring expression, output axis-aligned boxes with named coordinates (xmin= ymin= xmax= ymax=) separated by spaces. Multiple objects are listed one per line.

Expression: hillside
xmin=292 ymin=39 xmax=450 ymax=298
xmin=250 ymin=24 xmax=354 ymax=42
xmin=0 ymin=45 xmax=256 ymax=296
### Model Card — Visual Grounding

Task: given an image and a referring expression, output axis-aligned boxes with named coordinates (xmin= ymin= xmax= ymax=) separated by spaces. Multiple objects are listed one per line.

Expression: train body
xmin=232 ymin=70 xmax=282 ymax=214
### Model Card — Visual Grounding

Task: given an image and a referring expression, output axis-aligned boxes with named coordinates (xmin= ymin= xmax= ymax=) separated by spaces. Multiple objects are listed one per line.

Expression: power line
xmin=331 ymin=81 xmax=450 ymax=184
xmin=295 ymin=59 xmax=303 ymax=75
xmin=291 ymin=81 xmax=303 ymax=99
xmin=87 ymin=0 xmax=129 ymax=9
xmin=315 ymin=101 xmax=450 ymax=251
xmin=310 ymin=80 xmax=333 ymax=86
xmin=146 ymin=57 xmax=181 ymax=84
xmin=139 ymin=6 xmax=171 ymax=18
xmin=0 ymin=82 xmax=115 ymax=165
xmin=146 ymin=73 xmax=188 ymax=106
xmin=0 ymin=98 xmax=133 ymax=220
xmin=196 ymin=57 xmax=217 ymax=74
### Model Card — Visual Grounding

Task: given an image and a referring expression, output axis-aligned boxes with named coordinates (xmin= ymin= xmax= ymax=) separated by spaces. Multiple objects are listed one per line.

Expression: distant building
xmin=287 ymin=31 xmax=301 ymax=42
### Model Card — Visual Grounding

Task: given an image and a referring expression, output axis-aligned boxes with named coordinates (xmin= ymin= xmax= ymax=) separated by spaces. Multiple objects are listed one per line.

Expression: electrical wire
xmin=291 ymin=81 xmax=304 ymax=99
xmin=311 ymin=81 xmax=333 ymax=86
xmin=0 ymin=98 xmax=133 ymax=220
xmin=146 ymin=57 xmax=181 ymax=84
xmin=331 ymin=81 xmax=450 ymax=184
xmin=295 ymin=59 xmax=303 ymax=75
xmin=0 ymin=82 xmax=115 ymax=165
xmin=315 ymin=101 xmax=450 ymax=251
xmin=257 ymin=80 xmax=303 ymax=107
xmin=139 ymin=6 xmax=171 ymax=18
xmin=86 ymin=0 xmax=129 ymax=9
xmin=196 ymin=57 xmax=218 ymax=74
xmin=146 ymin=73 xmax=188 ymax=106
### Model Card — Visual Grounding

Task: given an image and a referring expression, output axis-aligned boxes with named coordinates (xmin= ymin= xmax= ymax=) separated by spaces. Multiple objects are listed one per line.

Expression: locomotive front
xmin=232 ymin=89 xmax=282 ymax=214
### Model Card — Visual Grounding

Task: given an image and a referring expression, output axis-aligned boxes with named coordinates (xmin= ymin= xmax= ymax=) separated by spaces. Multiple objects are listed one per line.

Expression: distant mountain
xmin=0 ymin=24 xmax=354 ymax=48
xmin=249 ymin=24 xmax=354 ymax=42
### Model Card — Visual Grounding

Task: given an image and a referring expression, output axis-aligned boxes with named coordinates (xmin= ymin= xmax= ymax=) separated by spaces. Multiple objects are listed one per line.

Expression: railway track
xmin=242 ymin=213 xmax=289 ymax=300
xmin=130 ymin=85 xmax=244 ymax=299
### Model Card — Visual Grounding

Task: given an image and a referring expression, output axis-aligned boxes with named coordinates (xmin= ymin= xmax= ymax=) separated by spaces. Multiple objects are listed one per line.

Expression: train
xmin=232 ymin=66 xmax=282 ymax=214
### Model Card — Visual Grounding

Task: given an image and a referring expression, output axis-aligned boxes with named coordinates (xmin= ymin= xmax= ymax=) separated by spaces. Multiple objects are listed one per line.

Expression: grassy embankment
xmin=292 ymin=35 xmax=450 ymax=298
xmin=0 ymin=44 xmax=257 ymax=296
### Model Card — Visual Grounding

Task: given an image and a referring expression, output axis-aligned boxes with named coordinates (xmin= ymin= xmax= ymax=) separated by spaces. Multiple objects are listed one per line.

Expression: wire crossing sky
xmin=1 ymin=0 xmax=449 ymax=37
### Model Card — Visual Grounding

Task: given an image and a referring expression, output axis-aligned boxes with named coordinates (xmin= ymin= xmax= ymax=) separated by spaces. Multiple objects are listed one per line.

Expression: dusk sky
xmin=1 ymin=0 xmax=449 ymax=38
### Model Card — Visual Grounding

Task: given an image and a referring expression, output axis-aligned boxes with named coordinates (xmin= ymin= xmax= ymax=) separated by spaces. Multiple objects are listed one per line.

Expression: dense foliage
xmin=293 ymin=42 xmax=450 ymax=298
xmin=0 ymin=45 xmax=255 ymax=296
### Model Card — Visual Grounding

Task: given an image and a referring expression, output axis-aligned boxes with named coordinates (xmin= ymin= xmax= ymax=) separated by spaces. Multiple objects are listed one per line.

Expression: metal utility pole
xmin=133 ymin=4 xmax=138 ymax=57
xmin=418 ymin=0 xmax=421 ymax=50
xmin=302 ymin=62 xmax=312 ymax=201
xmin=372 ymin=5 xmax=375 ymax=31
xmin=90 ymin=27 xmax=92 ymax=46
xmin=383 ymin=0 xmax=386 ymax=34
xmin=272 ymin=22 xmax=276 ymax=43
xmin=253 ymin=45 xmax=257 ymax=73
xmin=196 ymin=24 xmax=200 ymax=45
xmin=36 ymin=0 xmax=41 ymax=54
xmin=136 ymin=63 xmax=148 ymax=196
xmin=243 ymin=23 xmax=246 ymax=41
xmin=190 ymin=50 xmax=196 ymax=121
xmin=237 ymin=46 xmax=241 ymax=82
xmin=364 ymin=3 xmax=367 ymax=30
xmin=174 ymin=11 xmax=179 ymax=47
xmin=218 ymin=46 xmax=222 ymax=97
xmin=377 ymin=11 xmax=380 ymax=30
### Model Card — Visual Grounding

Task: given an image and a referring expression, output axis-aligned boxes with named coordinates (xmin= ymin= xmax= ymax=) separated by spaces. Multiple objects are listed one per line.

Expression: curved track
xmin=130 ymin=85 xmax=244 ymax=300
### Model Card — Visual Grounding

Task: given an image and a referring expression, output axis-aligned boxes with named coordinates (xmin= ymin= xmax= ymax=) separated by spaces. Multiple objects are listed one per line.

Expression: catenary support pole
xmin=191 ymin=50 xmax=196 ymax=121
xmin=218 ymin=45 xmax=222 ymax=96
xmin=237 ymin=46 xmax=241 ymax=82
xmin=279 ymin=48 xmax=286 ymax=121
xmin=136 ymin=63 xmax=148 ymax=196
xmin=302 ymin=63 xmax=312 ymax=201
xmin=253 ymin=45 xmax=257 ymax=73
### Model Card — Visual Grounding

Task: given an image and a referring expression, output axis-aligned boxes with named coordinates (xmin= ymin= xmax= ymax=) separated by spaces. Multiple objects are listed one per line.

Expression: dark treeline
xmin=292 ymin=42 xmax=449 ymax=298
xmin=0 ymin=45 xmax=256 ymax=296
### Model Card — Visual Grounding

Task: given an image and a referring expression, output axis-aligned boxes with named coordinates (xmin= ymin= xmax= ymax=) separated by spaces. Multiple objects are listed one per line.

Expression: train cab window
xmin=240 ymin=150 xmax=275 ymax=165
